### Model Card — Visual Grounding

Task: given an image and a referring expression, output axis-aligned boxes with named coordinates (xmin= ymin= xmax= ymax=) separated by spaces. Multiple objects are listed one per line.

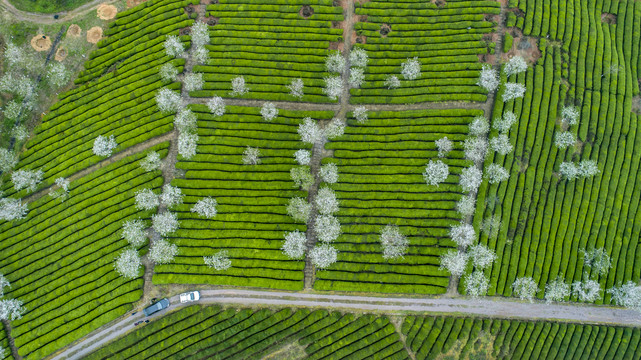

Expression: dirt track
xmin=0 ymin=0 xmax=119 ymax=24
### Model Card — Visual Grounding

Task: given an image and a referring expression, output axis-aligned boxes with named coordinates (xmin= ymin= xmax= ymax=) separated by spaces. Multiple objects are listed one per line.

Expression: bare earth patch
xmin=30 ymin=34 xmax=52 ymax=52
xmin=87 ymin=26 xmax=104 ymax=44
xmin=67 ymin=24 xmax=82 ymax=37
xmin=300 ymin=5 xmax=314 ymax=18
xmin=502 ymin=28 xmax=541 ymax=65
xmin=54 ymin=48 xmax=67 ymax=61
xmin=601 ymin=12 xmax=617 ymax=24
xmin=126 ymin=0 xmax=147 ymax=8
xmin=97 ymin=4 xmax=117 ymax=20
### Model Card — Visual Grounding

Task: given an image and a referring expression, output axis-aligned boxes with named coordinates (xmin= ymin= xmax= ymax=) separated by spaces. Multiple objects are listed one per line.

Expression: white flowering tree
xmin=384 ymin=75 xmax=400 ymax=89
xmin=294 ymin=149 xmax=311 ymax=165
xmin=512 ymin=277 xmax=539 ymax=302
xmin=183 ymin=72 xmax=204 ymax=92
xmin=460 ymin=166 xmax=483 ymax=193
xmin=319 ymin=163 xmax=339 ymax=184
xmin=493 ymin=111 xmax=517 ymax=133
xmin=49 ymin=177 xmax=70 ymax=201
xmin=291 ymin=167 xmax=314 ymax=190
xmin=288 ymin=78 xmax=304 ymax=99
xmin=0 ymin=149 xmax=17 ymax=173
xmin=577 ymin=160 xmax=599 ymax=177
xmin=4 ymin=42 xmax=26 ymax=67
xmin=193 ymin=46 xmax=209 ymax=64
xmin=608 ymin=282 xmax=641 ymax=312
xmin=464 ymin=271 xmax=490 ymax=298
xmin=450 ymin=223 xmax=476 ymax=248
xmin=435 ymin=137 xmax=452 ymax=158
xmin=561 ymin=105 xmax=580 ymax=125
xmin=282 ymin=230 xmax=307 ymax=259
xmin=545 ymin=276 xmax=570 ymax=303
xmin=502 ymin=82 xmax=526 ymax=102
xmin=155 ymin=88 xmax=182 ymax=113
xmin=314 ymin=214 xmax=341 ymax=242
xmin=464 ymin=137 xmax=488 ymax=163
xmin=489 ymin=134 xmax=513 ymax=155
xmin=581 ymin=247 xmax=611 ymax=276
xmin=242 ymin=146 xmax=261 ymax=165
xmin=349 ymin=67 xmax=365 ymax=88
xmin=353 ymin=106 xmax=368 ymax=124
xmin=159 ymin=62 xmax=179 ymax=82
xmin=315 ymin=187 xmax=339 ymax=215
xmin=481 ymin=215 xmax=502 ymax=238
xmin=468 ymin=243 xmax=496 ymax=270
xmin=0 ymin=298 xmax=25 ymax=321
xmin=324 ymin=118 xmax=345 ymax=139
xmin=423 ymin=160 xmax=449 ymax=187
xmin=121 ymin=219 xmax=147 ymax=247
xmin=192 ymin=197 xmax=218 ymax=218
xmin=230 ymin=76 xmax=249 ymax=96
xmin=485 ymin=163 xmax=510 ymax=184
xmin=149 ymin=238 xmax=178 ymax=264
xmin=572 ymin=279 xmax=601 ymax=302
xmin=349 ymin=47 xmax=368 ymax=67
xmin=114 ymin=248 xmax=142 ymax=279
xmin=440 ymin=250 xmax=469 ymax=277
xmin=12 ymin=125 xmax=28 ymax=142
xmin=309 ymin=244 xmax=338 ymax=269
xmin=298 ymin=117 xmax=323 ymax=144
xmin=401 ymin=57 xmax=421 ymax=80
xmin=325 ymin=51 xmax=346 ymax=73
xmin=164 ymin=35 xmax=185 ymax=58
xmin=178 ymin=133 xmax=198 ymax=159
xmin=503 ymin=56 xmax=527 ymax=76
xmin=93 ymin=135 xmax=118 ymax=157
xmin=260 ymin=102 xmax=278 ymax=122
xmin=47 ymin=62 xmax=70 ymax=88
xmin=380 ymin=224 xmax=409 ymax=260
xmin=559 ymin=162 xmax=579 ymax=180
xmin=140 ymin=151 xmax=162 ymax=172
xmin=323 ymin=75 xmax=343 ymax=100
xmin=554 ymin=132 xmax=576 ymax=149
xmin=456 ymin=195 xmax=476 ymax=217
xmin=207 ymin=96 xmax=226 ymax=116
xmin=0 ymin=198 xmax=28 ymax=221
xmin=204 ymin=251 xmax=232 ymax=271
xmin=0 ymin=275 xmax=9 ymax=297
xmin=191 ymin=21 xmax=210 ymax=47
xmin=12 ymin=169 xmax=43 ymax=192
xmin=135 ymin=188 xmax=159 ymax=211
xmin=469 ymin=116 xmax=490 ymax=136
xmin=152 ymin=212 xmax=179 ymax=236
xmin=2 ymin=101 xmax=21 ymax=121
xmin=287 ymin=197 xmax=311 ymax=223
xmin=477 ymin=64 xmax=499 ymax=92
xmin=160 ymin=184 xmax=183 ymax=208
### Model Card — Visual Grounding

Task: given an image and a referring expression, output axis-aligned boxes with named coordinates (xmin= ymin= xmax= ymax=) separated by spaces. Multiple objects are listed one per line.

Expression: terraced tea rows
xmin=350 ymin=0 xmax=500 ymax=104
xmin=314 ymin=109 xmax=481 ymax=294
xmin=153 ymin=105 xmax=334 ymax=290
xmin=191 ymin=0 xmax=343 ymax=102
xmin=0 ymin=145 xmax=167 ymax=360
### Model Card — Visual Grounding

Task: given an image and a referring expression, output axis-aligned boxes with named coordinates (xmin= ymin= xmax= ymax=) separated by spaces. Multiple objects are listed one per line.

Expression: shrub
xmin=349 ymin=47 xmax=368 ymax=67
xmin=435 ymin=137 xmax=453 ymax=158
xmin=160 ymin=184 xmax=183 ymax=208
xmin=502 ymin=82 xmax=526 ymax=102
xmin=191 ymin=197 xmax=218 ymax=218
xmin=121 ymin=219 xmax=147 ymax=247
xmin=440 ymin=250 xmax=469 ymax=277
xmin=485 ymin=163 xmax=510 ymax=183
xmin=465 ymin=271 xmax=490 ymax=298
xmin=152 ymin=212 xmax=179 ymax=236
xmin=353 ymin=106 xmax=368 ymax=124
xmin=477 ymin=64 xmax=499 ymax=92
xmin=319 ymin=163 xmax=338 ymax=184
xmin=204 ymin=251 xmax=231 ymax=271
xmin=282 ymin=230 xmax=307 ymax=259
xmin=291 ymin=167 xmax=314 ymax=191
xmin=183 ymin=72 xmax=204 ymax=92
xmin=450 ymin=223 xmax=476 ymax=248
xmin=310 ymin=244 xmax=338 ymax=269
xmin=178 ymin=132 xmax=198 ymax=159
xmin=349 ymin=67 xmax=365 ymax=88
xmin=464 ymin=137 xmax=488 ymax=162
xmin=572 ymin=279 xmax=601 ymax=302
xmin=384 ymin=75 xmax=401 ymax=89
xmin=314 ymin=215 xmax=341 ymax=243
xmin=324 ymin=118 xmax=345 ymax=139
xmin=493 ymin=111 xmax=517 ymax=133
xmin=581 ymin=247 xmax=611 ymax=276
xmin=155 ymin=88 xmax=182 ymax=113
xmin=230 ymin=76 xmax=249 ymax=96
xmin=325 ymin=51 xmax=346 ymax=73
xmin=380 ymin=224 xmax=409 ymax=260
xmin=423 ymin=160 xmax=449 ymax=186
xmin=401 ymin=57 xmax=421 ymax=80
xmin=469 ymin=116 xmax=490 ymax=136
xmin=114 ymin=248 xmax=142 ymax=279
xmin=456 ymin=195 xmax=476 ymax=217
xmin=164 ymin=35 xmax=185 ymax=58
xmin=288 ymin=78 xmax=304 ymax=98
xmin=140 ymin=151 xmax=162 ymax=172
xmin=149 ymin=238 xmax=178 ymax=264
xmin=545 ymin=276 xmax=571 ymax=303
xmin=242 ymin=146 xmax=261 ymax=165
xmin=12 ymin=169 xmax=43 ymax=192
xmin=207 ymin=96 xmax=225 ymax=116
xmin=260 ymin=102 xmax=278 ymax=122
xmin=135 ymin=188 xmax=159 ymax=211
xmin=159 ymin=62 xmax=179 ymax=82
xmin=554 ymin=132 xmax=575 ymax=148
xmin=315 ymin=187 xmax=339 ymax=215
xmin=294 ymin=149 xmax=311 ymax=165
xmin=489 ymin=134 xmax=513 ymax=155
xmin=512 ymin=277 xmax=539 ymax=302
xmin=93 ymin=135 xmax=118 ymax=157
xmin=0 ymin=198 xmax=28 ymax=221
xmin=469 ymin=244 xmax=496 ymax=270
xmin=460 ymin=166 xmax=483 ymax=193
xmin=503 ymin=56 xmax=527 ymax=76
xmin=298 ymin=117 xmax=323 ymax=144
xmin=323 ymin=75 xmax=343 ymax=100
xmin=287 ymin=197 xmax=311 ymax=223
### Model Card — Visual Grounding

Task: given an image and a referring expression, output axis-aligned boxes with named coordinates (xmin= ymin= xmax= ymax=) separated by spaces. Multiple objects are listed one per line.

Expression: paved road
xmin=50 ymin=289 xmax=641 ymax=360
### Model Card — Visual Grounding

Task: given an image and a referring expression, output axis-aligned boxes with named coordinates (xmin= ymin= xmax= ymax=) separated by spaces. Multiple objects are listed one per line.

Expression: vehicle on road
xmin=180 ymin=291 xmax=200 ymax=303
xmin=143 ymin=298 xmax=169 ymax=316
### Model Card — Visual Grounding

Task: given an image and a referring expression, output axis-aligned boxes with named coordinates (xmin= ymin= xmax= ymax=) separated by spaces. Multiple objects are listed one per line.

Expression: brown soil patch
xmin=204 ymin=16 xmax=219 ymax=26
xmin=87 ymin=27 xmax=104 ymax=44
xmin=30 ymin=35 xmax=52 ymax=52
xmin=67 ymin=24 xmax=82 ymax=37
xmin=329 ymin=41 xmax=343 ymax=51
xmin=431 ymin=0 xmax=447 ymax=7
xmin=355 ymin=35 xmax=367 ymax=44
xmin=380 ymin=23 xmax=391 ymax=37
xmin=54 ymin=48 xmax=68 ymax=61
xmin=126 ymin=0 xmax=147 ymax=8
xmin=502 ymin=28 xmax=541 ymax=65
xmin=632 ymin=95 xmax=641 ymax=115
xmin=184 ymin=4 xmax=195 ymax=14
xmin=300 ymin=5 xmax=314 ymax=18
xmin=97 ymin=4 xmax=117 ymax=20
xmin=179 ymin=27 xmax=191 ymax=36
xmin=601 ymin=12 xmax=617 ymax=24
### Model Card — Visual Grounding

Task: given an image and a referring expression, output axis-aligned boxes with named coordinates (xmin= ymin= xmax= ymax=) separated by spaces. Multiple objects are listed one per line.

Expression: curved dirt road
xmin=50 ymin=289 xmax=641 ymax=360
xmin=0 ymin=0 xmax=119 ymax=24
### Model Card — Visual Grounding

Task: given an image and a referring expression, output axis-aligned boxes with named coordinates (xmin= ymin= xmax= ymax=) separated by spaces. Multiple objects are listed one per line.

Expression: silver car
xmin=180 ymin=291 xmax=200 ymax=303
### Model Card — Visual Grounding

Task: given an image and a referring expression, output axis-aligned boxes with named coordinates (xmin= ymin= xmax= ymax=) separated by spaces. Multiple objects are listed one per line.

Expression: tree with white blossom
xmin=49 ymin=177 xmax=70 ymax=201
xmin=468 ymin=243 xmax=496 ymax=270
xmin=298 ymin=117 xmax=323 ymax=144
xmin=282 ymin=230 xmax=307 ymax=259
xmin=545 ymin=276 xmax=571 ymax=303
xmin=287 ymin=197 xmax=311 ymax=223
xmin=0 ymin=298 xmax=25 ymax=321
xmin=0 ymin=198 xmax=28 ymax=221
xmin=578 ymin=160 xmax=599 ymax=177
xmin=315 ymin=187 xmax=339 ymax=215
xmin=469 ymin=116 xmax=490 ymax=136
xmin=288 ymin=78 xmax=304 ymax=99
xmin=353 ymin=106 xmax=368 ymax=124
xmin=554 ymin=132 xmax=576 ymax=149
xmin=456 ymin=195 xmax=476 ymax=217
xmin=477 ymin=64 xmax=499 ymax=92
xmin=2 ymin=101 xmax=21 ymax=122
xmin=12 ymin=125 xmax=28 ymax=142
xmin=503 ymin=56 xmax=527 ymax=77
xmin=349 ymin=67 xmax=365 ymax=88
xmin=384 ymin=74 xmax=401 ymax=89
xmin=135 ymin=188 xmax=159 ymax=211
xmin=260 ymin=102 xmax=278 ymax=122
xmin=207 ymin=96 xmax=225 ymax=116
xmin=559 ymin=162 xmax=579 ymax=180
xmin=178 ymin=133 xmax=198 ymax=159
xmin=380 ymin=224 xmax=409 ymax=260
xmin=572 ymin=278 xmax=601 ymax=302
xmin=191 ymin=197 xmax=218 ymax=218
xmin=242 ymin=146 xmax=261 ymax=165
xmin=561 ymin=105 xmax=580 ymax=125
xmin=291 ymin=167 xmax=314 ymax=191
xmin=46 ymin=62 xmax=70 ymax=88
xmin=440 ymin=250 xmax=469 ymax=277
xmin=464 ymin=271 xmax=490 ymax=298
xmin=401 ymin=57 xmax=421 ymax=80
xmin=581 ymin=247 xmax=610 ymax=276
xmin=3 ymin=42 xmax=26 ymax=68
xmin=493 ymin=111 xmax=517 ymax=133
xmin=460 ymin=166 xmax=483 ymax=193
xmin=485 ymin=163 xmax=510 ymax=183
xmin=464 ymin=137 xmax=488 ymax=163
xmin=155 ymin=88 xmax=182 ymax=113
xmin=325 ymin=51 xmax=346 ymax=73
xmin=230 ymin=76 xmax=249 ymax=96
xmin=149 ymin=238 xmax=178 ymax=264
xmin=204 ymin=251 xmax=231 ymax=270
xmin=324 ymin=118 xmax=345 ymax=139
xmin=0 ymin=275 xmax=9 ymax=297
xmin=160 ymin=184 xmax=183 ymax=208
xmin=164 ymin=35 xmax=185 ymax=58
xmin=159 ymin=62 xmax=179 ymax=82
xmin=140 ymin=151 xmax=162 ymax=172
xmin=12 ymin=169 xmax=43 ymax=192
xmin=319 ymin=163 xmax=339 ymax=184
xmin=450 ymin=223 xmax=476 ymax=248
xmin=512 ymin=277 xmax=539 ymax=302
xmin=423 ymin=160 xmax=449 ymax=187
xmin=502 ymin=82 xmax=526 ymax=102
xmin=314 ymin=215 xmax=341 ymax=243
xmin=193 ymin=46 xmax=209 ymax=64
xmin=608 ymin=282 xmax=641 ymax=312
xmin=190 ymin=21 xmax=210 ymax=48
xmin=489 ymin=134 xmax=513 ymax=155
xmin=93 ymin=135 xmax=118 ymax=157
xmin=152 ymin=212 xmax=179 ymax=236
xmin=294 ymin=149 xmax=311 ymax=165
xmin=183 ymin=72 xmax=204 ymax=92
xmin=121 ymin=219 xmax=147 ymax=247
xmin=435 ymin=137 xmax=452 ymax=158
xmin=323 ymin=75 xmax=343 ymax=100
xmin=310 ymin=244 xmax=338 ymax=269
xmin=349 ymin=47 xmax=368 ymax=67
xmin=0 ymin=149 xmax=17 ymax=173
xmin=114 ymin=248 xmax=142 ymax=279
